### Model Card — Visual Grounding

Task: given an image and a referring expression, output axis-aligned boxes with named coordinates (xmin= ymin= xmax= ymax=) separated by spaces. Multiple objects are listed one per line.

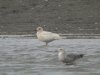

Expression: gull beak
xmin=33 ymin=29 xmax=37 ymax=32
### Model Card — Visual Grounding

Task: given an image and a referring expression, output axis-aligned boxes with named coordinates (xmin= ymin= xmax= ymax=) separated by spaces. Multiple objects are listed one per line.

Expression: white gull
xmin=36 ymin=27 xmax=64 ymax=45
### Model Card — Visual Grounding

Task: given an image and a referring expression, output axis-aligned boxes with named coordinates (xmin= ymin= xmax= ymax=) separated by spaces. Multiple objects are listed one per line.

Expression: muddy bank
xmin=0 ymin=0 xmax=100 ymax=34
xmin=0 ymin=34 xmax=100 ymax=39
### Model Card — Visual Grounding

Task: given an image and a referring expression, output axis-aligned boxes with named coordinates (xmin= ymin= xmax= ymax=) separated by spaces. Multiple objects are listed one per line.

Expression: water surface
xmin=0 ymin=36 xmax=100 ymax=75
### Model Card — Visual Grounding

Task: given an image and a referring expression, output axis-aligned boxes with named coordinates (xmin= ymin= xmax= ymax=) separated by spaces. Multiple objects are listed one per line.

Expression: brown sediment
xmin=0 ymin=0 xmax=100 ymax=35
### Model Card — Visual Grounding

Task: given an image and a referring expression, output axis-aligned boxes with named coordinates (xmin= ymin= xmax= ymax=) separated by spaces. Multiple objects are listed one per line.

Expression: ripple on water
xmin=0 ymin=37 xmax=100 ymax=75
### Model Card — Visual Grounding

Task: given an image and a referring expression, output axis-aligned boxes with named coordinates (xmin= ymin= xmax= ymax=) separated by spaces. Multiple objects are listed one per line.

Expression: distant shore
xmin=0 ymin=34 xmax=100 ymax=39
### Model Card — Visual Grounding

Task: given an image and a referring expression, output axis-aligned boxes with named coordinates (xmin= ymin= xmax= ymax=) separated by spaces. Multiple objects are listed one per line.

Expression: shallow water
xmin=0 ymin=36 xmax=100 ymax=75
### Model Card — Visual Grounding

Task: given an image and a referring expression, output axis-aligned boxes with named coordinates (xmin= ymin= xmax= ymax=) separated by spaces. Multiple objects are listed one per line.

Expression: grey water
xmin=0 ymin=36 xmax=100 ymax=75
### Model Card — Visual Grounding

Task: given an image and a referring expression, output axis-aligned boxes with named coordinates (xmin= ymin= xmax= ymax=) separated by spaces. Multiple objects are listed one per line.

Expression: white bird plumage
xmin=36 ymin=27 xmax=63 ymax=45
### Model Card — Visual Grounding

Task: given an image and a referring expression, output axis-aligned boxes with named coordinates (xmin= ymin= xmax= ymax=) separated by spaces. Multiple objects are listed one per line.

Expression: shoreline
xmin=0 ymin=34 xmax=100 ymax=39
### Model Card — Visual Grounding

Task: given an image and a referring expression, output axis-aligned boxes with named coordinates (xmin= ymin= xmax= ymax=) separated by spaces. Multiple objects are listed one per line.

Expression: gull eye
xmin=39 ymin=28 xmax=41 ymax=30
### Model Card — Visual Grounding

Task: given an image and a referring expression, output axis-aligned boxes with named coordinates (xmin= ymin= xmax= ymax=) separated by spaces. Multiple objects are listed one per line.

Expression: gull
xmin=36 ymin=27 xmax=65 ymax=45
xmin=58 ymin=48 xmax=84 ymax=65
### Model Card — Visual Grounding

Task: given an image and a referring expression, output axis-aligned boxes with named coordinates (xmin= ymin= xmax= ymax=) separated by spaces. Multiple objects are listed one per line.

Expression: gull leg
xmin=46 ymin=42 xmax=48 ymax=46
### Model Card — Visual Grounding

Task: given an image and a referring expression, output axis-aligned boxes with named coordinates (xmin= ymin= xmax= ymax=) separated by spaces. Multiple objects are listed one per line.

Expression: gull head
xmin=58 ymin=48 xmax=65 ymax=53
xmin=58 ymin=48 xmax=65 ymax=62
xmin=36 ymin=27 xmax=43 ymax=32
